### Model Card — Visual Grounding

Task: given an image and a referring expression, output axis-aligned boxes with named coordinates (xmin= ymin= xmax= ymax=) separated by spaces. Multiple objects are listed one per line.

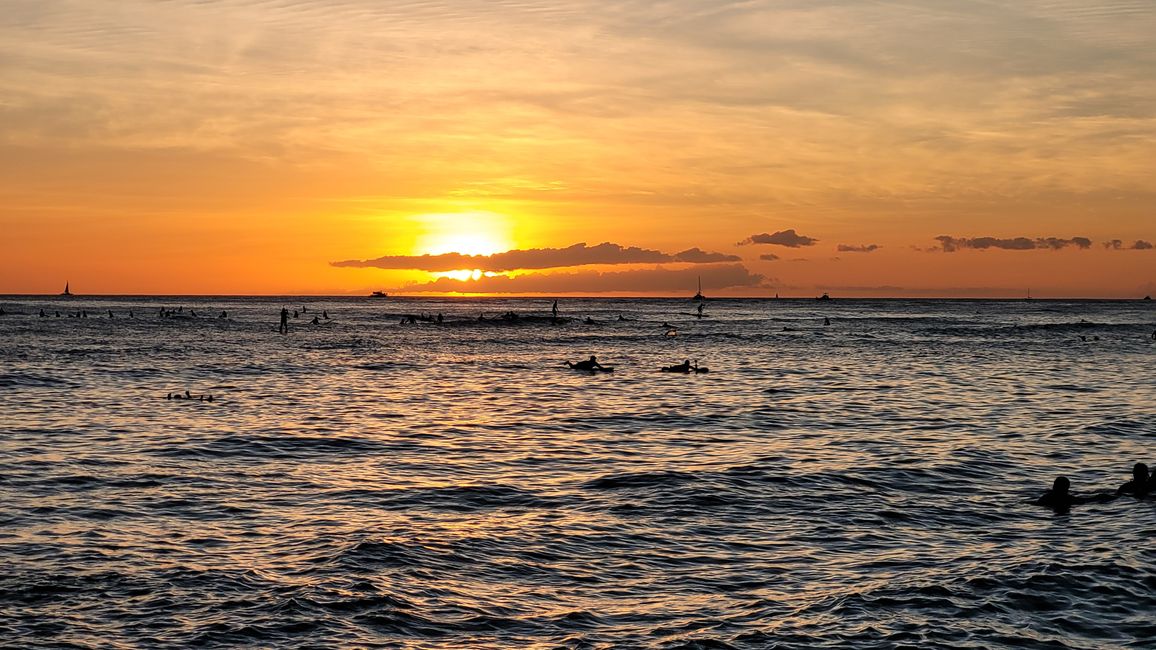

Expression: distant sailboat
xmin=692 ymin=276 xmax=704 ymax=301
xmin=369 ymin=290 xmax=388 ymax=298
xmin=61 ymin=282 xmax=72 ymax=296
xmin=817 ymin=292 xmax=831 ymax=301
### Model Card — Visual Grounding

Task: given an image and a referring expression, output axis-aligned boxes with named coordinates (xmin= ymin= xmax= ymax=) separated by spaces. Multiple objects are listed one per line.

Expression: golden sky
xmin=1 ymin=0 xmax=1153 ymax=296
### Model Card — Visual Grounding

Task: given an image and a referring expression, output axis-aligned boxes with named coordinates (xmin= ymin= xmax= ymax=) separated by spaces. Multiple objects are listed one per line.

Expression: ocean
xmin=1 ymin=296 xmax=1154 ymax=649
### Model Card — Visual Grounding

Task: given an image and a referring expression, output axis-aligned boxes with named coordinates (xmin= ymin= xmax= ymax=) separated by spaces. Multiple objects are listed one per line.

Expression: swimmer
xmin=1116 ymin=463 xmax=1150 ymax=498
xmin=219 ymin=311 xmax=227 ymax=319
xmin=696 ymin=303 xmax=704 ymax=318
xmin=108 ymin=310 xmax=114 ymax=318
xmin=39 ymin=309 xmax=46 ymax=318
xmin=663 ymin=359 xmax=693 ymax=373
xmin=567 ymin=355 xmax=606 ymax=371
xmin=323 ymin=310 xmax=329 ymax=319
xmin=1035 ymin=476 xmax=1114 ymax=512
xmin=824 ymin=317 xmax=830 ymax=326
xmin=311 ymin=316 xmax=320 ymax=325
xmin=584 ymin=317 xmax=596 ymax=325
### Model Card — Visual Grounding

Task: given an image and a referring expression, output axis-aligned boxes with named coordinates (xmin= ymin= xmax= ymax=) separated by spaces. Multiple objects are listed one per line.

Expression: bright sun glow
xmin=413 ymin=211 xmax=515 ymax=257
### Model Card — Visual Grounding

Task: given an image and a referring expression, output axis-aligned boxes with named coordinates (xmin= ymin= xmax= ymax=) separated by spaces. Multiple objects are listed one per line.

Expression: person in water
xmin=696 ymin=303 xmax=704 ymax=317
xmin=665 ymin=359 xmax=693 ymax=373
xmin=1035 ymin=476 xmax=1114 ymax=512
xmin=1116 ymin=463 xmax=1150 ymax=498
xmin=279 ymin=307 xmax=289 ymax=334
xmin=552 ymin=300 xmax=558 ymax=320
xmin=568 ymin=355 xmax=606 ymax=371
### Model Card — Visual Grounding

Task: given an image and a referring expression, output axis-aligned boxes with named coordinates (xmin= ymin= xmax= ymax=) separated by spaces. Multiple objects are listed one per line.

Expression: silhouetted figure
xmin=190 ymin=309 xmax=197 ymax=317
xmin=82 ymin=310 xmax=88 ymax=319
xmin=40 ymin=309 xmax=46 ymax=318
xmin=584 ymin=317 xmax=596 ymax=325
xmin=323 ymin=310 xmax=329 ymax=319
xmin=109 ymin=310 xmax=114 ymax=318
xmin=311 ymin=316 xmax=320 ymax=325
xmin=302 ymin=305 xmax=308 ymax=313
xmin=552 ymin=300 xmax=558 ymax=320
xmin=663 ymin=359 xmax=693 ymax=373
xmin=129 ymin=311 xmax=134 ymax=318
xmin=618 ymin=314 xmax=627 ymax=321
xmin=1035 ymin=476 xmax=1114 ymax=512
xmin=567 ymin=355 xmax=606 ymax=371
xmin=1117 ymin=463 xmax=1150 ymax=498
xmin=219 ymin=311 xmax=227 ymax=319
xmin=824 ymin=317 xmax=830 ymax=326
xmin=279 ymin=307 xmax=289 ymax=334
xmin=437 ymin=313 xmax=443 ymax=323
xmin=55 ymin=311 xmax=60 ymax=318
xmin=293 ymin=310 xmax=298 ymax=318
xmin=696 ymin=303 xmax=704 ymax=318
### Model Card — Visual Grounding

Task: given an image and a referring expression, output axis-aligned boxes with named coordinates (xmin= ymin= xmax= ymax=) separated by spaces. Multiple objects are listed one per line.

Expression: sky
xmin=1 ymin=0 xmax=1154 ymax=297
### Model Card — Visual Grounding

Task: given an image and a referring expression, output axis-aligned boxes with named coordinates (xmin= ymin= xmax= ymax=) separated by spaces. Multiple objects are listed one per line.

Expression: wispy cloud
xmin=932 ymin=235 xmax=1093 ymax=252
xmin=759 ymin=253 xmax=781 ymax=261
xmin=332 ymin=242 xmax=739 ymax=272
xmin=836 ymin=244 xmax=880 ymax=253
xmin=738 ymin=229 xmax=818 ymax=248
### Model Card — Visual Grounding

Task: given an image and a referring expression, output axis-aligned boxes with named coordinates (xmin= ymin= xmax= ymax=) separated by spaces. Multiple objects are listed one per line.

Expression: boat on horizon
xmin=369 ymin=290 xmax=388 ymax=298
xmin=817 ymin=292 xmax=831 ymax=301
xmin=61 ymin=282 xmax=72 ymax=296
xmin=692 ymin=276 xmax=704 ymax=301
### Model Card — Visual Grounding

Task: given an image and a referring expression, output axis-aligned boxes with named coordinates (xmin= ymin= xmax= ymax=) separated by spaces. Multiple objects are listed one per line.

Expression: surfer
xmin=662 ymin=359 xmax=693 ymax=373
xmin=567 ymin=355 xmax=606 ymax=371
xmin=279 ymin=307 xmax=289 ymax=334
xmin=552 ymin=299 xmax=558 ymax=319
xmin=1035 ymin=476 xmax=1114 ymax=512
xmin=696 ymin=303 xmax=704 ymax=318
xmin=1116 ymin=463 xmax=1150 ymax=498
xmin=824 ymin=317 xmax=830 ymax=326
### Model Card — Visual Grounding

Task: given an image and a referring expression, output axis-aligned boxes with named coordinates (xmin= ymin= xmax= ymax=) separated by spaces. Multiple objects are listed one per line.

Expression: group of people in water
xmin=279 ymin=306 xmax=330 ymax=333
xmin=1036 ymin=463 xmax=1154 ymax=512
xmin=165 ymin=390 xmax=214 ymax=402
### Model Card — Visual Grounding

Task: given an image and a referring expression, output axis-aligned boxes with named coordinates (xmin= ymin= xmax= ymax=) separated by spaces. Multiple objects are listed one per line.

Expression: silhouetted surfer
xmin=567 ymin=355 xmax=606 ymax=371
xmin=279 ymin=307 xmax=289 ymax=334
xmin=696 ymin=303 xmax=704 ymax=318
xmin=1035 ymin=476 xmax=1113 ymax=512
xmin=824 ymin=317 xmax=830 ymax=326
xmin=552 ymin=300 xmax=558 ymax=320
xmin=1117 ymin=463 xmax=1150 ymax=498
xmin=663 ymin=359 xmax=693 ymax=373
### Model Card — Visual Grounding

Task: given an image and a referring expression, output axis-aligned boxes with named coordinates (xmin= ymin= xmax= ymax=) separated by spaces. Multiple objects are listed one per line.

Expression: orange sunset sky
xmin=1 ymin=0 xmax=1153 ymax=297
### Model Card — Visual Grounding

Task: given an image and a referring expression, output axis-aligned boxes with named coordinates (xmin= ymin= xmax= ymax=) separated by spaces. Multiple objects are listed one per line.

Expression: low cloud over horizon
xmin=332 ymin=242 xmax=740 ymax=272
xmin=397 ymin=263 xmax=766 ymax=294
xmin=932 ymin=235 xmax=1093 ymax=252
xmin=739 ymin=230 xmax=818 ymax=248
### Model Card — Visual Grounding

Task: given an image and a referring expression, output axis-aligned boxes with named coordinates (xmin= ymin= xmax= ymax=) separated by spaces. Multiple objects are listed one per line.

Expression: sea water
xmin=1 ymin=297 xmax=1154 ymax=648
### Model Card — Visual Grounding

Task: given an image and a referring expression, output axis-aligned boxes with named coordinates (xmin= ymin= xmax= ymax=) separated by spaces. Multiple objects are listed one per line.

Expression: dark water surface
xmin=1 ymin=297 xmax=1154 ymax=649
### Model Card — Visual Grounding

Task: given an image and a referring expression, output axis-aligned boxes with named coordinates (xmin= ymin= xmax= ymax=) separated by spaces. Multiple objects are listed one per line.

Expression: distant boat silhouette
xmin=693 ymin=276 xmax=704 ymax=301
xmin=61 ymin=282 xmax=72 ymax=296
xmin=817 ymin=292 xmax=831 ymax=301
xmin=1144 ymin=295 xmax=1152 ymax=301
xmin=369 ymin=290 xmax=388 ymax=298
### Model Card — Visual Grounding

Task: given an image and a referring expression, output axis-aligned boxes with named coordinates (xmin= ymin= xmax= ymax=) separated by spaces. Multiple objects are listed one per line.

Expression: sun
xmin=413 ymin=211 xmax=515 ymax=257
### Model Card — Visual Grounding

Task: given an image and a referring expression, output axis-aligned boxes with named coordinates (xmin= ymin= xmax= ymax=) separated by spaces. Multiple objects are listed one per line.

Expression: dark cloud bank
xmin=400 ymin=264 xmax=766 ymax=294
xmin=332 ymin=242 xmax=739 ymax=272
xmin=738 ymin=229 xmax=818 ymax=248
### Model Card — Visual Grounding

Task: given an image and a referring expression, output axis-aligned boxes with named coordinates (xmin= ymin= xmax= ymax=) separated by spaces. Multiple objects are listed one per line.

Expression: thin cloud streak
xmin=398 ymin=263 xmax=766 ymax=294
xmin=932 ymin=235 xmax=1093 ymax=252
